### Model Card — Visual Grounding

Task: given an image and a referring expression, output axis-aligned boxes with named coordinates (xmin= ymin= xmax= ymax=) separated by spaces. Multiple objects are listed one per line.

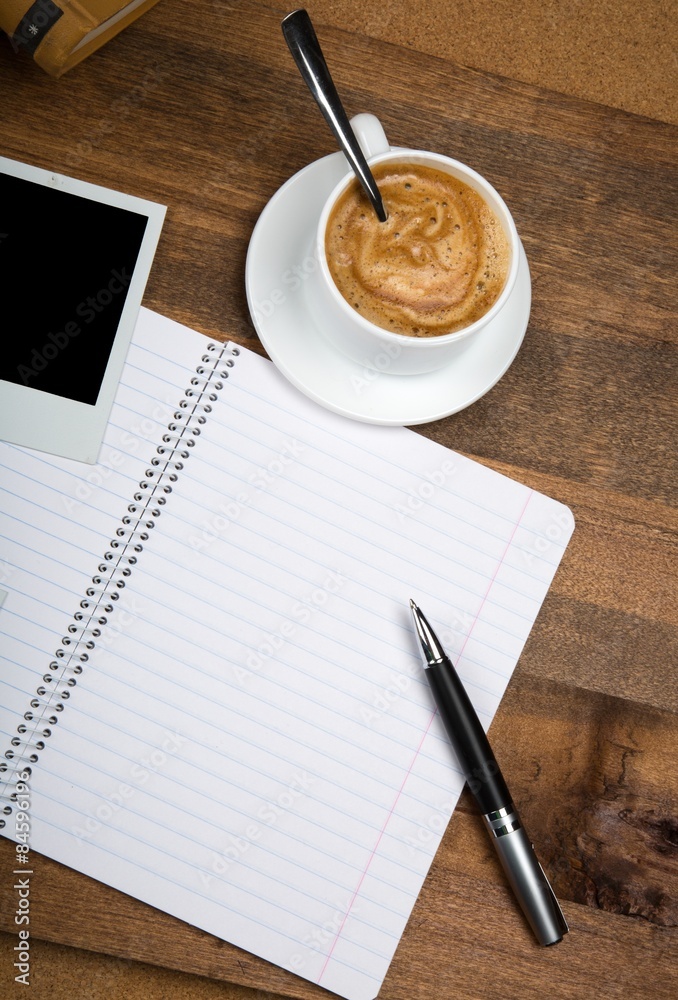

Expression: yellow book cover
xmin=0 ymin=0 xmax=161 ymax=77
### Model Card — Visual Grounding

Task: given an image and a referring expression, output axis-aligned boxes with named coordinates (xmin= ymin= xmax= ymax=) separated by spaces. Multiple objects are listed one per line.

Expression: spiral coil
xmin=0 ymin=341 xmax=238 ymax=825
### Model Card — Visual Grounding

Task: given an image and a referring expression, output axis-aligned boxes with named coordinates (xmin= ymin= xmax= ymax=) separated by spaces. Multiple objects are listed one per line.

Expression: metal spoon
xmin=281 ymin=8 xmax=388 ymax=222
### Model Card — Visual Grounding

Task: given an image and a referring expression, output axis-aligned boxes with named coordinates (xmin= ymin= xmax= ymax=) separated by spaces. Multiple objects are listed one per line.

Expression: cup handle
xmin=349 ymin=114 xmax=390 ymax=160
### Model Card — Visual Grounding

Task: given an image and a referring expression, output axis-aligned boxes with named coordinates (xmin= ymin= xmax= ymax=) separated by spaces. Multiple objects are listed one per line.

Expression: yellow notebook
xmin=0 ymin=0 xmax=161 ymax=77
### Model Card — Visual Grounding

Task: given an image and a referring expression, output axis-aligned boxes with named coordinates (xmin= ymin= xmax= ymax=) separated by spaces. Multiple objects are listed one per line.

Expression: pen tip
xmin=409 ymin=600 xmax=446 ymax=664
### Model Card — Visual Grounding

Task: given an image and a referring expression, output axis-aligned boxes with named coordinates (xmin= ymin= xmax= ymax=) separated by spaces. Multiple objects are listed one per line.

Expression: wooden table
xmin=1 ymin=2 xmax=676 ymax=998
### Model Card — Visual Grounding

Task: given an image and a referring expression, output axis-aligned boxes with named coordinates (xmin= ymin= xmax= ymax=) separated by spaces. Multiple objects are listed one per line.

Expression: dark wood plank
xmin=1 ymin=674 xmax=676 ymax=996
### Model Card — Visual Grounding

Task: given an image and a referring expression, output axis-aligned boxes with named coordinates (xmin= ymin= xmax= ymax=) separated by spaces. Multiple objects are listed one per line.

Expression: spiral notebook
xmin=0 ymin=308 xmax=574 ymax=1000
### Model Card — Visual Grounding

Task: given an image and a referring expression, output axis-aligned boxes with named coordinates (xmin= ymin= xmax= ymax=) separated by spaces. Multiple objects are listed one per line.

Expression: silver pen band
xmin=484 ymin=803 xmax=522 ymax=838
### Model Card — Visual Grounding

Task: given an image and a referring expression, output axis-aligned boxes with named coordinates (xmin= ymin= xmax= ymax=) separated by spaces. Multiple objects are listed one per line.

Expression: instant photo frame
xmin=0 ymin=157 xmax=166 ymax=463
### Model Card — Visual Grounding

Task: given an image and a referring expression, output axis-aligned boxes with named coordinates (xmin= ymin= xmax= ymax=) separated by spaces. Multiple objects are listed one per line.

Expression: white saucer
xmin=245 ymin=152 xmax=531 ymax=426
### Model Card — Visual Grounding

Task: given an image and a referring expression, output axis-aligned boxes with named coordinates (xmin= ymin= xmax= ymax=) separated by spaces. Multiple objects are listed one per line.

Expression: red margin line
xmin=318 ymin=488 xmax=534 ymax=985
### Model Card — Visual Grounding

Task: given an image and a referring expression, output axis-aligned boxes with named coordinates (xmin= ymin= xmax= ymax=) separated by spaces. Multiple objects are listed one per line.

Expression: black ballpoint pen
xmin=409 ymin=600 xmax=568 ymax=946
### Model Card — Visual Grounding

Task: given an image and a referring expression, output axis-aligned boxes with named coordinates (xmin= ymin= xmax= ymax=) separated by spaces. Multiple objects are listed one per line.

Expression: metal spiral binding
xmin=0 ymin=342 xmax=239 ymax=826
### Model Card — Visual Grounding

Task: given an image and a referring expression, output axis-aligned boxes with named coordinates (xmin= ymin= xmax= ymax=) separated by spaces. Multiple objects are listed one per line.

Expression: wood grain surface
xmin=0 ymin=1 xmax=676 ymax=998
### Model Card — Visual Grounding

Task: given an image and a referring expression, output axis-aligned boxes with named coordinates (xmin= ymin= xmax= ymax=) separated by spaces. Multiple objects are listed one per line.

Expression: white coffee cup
xmin=304 ymin=114 xmax=521 ymax=375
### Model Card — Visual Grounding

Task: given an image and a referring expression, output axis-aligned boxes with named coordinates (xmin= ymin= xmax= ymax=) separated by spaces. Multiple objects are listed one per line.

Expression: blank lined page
xmin=0 ymin=308 xmax=574 ymax=1000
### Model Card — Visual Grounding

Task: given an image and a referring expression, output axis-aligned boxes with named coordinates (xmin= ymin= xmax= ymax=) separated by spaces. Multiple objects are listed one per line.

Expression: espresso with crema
xmin=325 ymin=161 xmax=510 ymax=337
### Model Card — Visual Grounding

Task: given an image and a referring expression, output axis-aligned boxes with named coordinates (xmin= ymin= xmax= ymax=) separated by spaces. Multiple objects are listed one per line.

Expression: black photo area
xmin=1 ymin=172 xmax=148 ymax=405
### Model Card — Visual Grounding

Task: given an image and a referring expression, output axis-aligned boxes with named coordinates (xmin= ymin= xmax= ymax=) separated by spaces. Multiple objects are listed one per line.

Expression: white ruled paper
xmin=0 ymin=308 xmax=574 ymax=1000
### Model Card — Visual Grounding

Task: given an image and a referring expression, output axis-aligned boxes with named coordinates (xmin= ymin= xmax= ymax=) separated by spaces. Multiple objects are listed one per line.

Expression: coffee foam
xmin=325 ymin=161 xmax=510 ymax=337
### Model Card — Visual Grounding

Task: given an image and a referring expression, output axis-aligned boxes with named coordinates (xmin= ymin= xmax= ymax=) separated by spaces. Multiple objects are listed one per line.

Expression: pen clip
xmin=537 ymin=857 xmax=569 ymax=934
